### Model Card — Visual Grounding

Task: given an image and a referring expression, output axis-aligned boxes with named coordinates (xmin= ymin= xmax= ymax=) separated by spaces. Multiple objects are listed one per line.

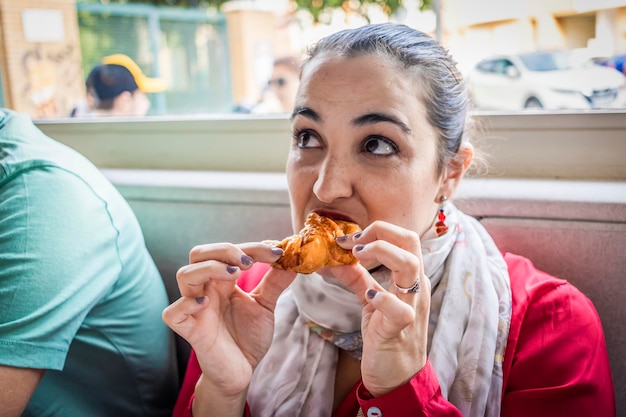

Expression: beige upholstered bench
xmin=105 ymin=170 xmax=626 ymax=414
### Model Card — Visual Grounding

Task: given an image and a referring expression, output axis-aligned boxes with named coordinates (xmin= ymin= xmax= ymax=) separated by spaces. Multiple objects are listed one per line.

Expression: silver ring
xmin=394 ymin=276 xmax=420 ymax=294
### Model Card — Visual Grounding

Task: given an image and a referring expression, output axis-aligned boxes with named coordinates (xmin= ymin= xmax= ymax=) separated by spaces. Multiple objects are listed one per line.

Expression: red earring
xmin=435 ymin=195 xmax=448 ymax=237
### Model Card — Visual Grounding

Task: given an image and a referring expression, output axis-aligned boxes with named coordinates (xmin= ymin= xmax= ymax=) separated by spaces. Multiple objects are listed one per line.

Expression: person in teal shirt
xmin=0 ymin=108 xmax=178 ymax=416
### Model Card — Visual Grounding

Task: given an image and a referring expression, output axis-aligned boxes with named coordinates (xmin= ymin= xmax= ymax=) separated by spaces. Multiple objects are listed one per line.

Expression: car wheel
xmin=524 ymin=97 xmax=543 ymax=109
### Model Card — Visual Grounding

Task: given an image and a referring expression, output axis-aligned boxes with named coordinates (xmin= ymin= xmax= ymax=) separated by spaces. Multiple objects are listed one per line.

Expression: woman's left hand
xmin=335 ymin=220 xmax=431 ymax=397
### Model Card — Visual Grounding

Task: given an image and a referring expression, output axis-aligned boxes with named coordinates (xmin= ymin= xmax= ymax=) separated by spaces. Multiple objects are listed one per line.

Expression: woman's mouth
xmin=312 ymin=209 xmax=357 ymax=225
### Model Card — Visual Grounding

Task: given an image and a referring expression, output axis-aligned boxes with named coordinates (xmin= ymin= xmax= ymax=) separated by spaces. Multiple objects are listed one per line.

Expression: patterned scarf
xmin=248 ymin=204 xmax=512 ymax=416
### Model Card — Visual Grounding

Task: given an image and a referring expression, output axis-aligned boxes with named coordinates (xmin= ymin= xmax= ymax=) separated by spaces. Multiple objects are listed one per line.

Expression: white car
xmin=466 ymin=51 xmax=626 ymax=110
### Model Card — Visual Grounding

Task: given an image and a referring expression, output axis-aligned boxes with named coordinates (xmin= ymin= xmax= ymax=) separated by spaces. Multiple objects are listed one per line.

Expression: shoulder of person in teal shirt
xmin=0 ymin=108 xmax=178 ymax=417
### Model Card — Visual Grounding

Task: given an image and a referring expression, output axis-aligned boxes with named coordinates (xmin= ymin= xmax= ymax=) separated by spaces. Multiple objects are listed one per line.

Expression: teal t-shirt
xmin=0 ymin=109 xmax=178 ymax=416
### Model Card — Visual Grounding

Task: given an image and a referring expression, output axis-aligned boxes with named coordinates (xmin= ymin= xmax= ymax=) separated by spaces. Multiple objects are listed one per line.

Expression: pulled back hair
xmin=304 ymin=23 xmax=475 ymax=174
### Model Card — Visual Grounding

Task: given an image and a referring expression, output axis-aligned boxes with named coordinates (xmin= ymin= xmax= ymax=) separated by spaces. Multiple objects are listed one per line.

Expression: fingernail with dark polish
xmin=271 ymin=247 xmax=284 ymax=256
xmin=241 ymin=254 xmax=254 ymax=265
xmin=366 ymin=289 xmax=377 ymax=299
xmin=336 ymin=235 xmax=348 ymax=242
xmin=196 ymin=296 xmax=205 ymax=304
xmin=226 ymin=265 xmax=238 ymax=274
xmin=353 ymin=232 xmax=362 ymax=239
xmin=354 ymin=244 xmax=365 ymax=252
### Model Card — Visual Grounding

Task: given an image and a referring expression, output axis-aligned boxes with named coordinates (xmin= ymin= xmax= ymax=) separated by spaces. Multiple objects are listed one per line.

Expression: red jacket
xmin=173 ymin=253 xmax=616 ymax=417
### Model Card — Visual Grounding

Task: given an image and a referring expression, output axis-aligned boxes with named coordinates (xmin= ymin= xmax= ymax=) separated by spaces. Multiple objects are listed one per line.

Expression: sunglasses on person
xmin=268 ymin=77 xmax=287 ymax=87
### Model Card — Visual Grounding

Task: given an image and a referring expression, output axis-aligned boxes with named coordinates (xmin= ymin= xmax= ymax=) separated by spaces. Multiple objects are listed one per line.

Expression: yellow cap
xmin=102 ymin=54 xmax=167 ymax=93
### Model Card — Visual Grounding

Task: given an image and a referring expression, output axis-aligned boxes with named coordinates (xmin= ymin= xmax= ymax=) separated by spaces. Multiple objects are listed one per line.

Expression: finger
xmin=331 ymin=263 xmax=385 ymax=304
xmin=189 ymin=242 xmax=282 ymax=267
xmin=338 ymin=220 xmax=421 ymax=255
xmin=179 ymin=243 xmax=283 ymax=298
xmin=335 ymin=232 xmax=379 ymax=271
xmin=335 ymin=231 xmax=361 ymax=250
xmin=365 ymin=289 xmax=416 ymax=335
xmin=352 ymin=240 xmax=421 ymax=292
xmin=249 ymin=268 xmax=298 ymax=312
xmin=176 ymin=260 xmax=241 ymax=298
xmin=161 ymin=296 xmax=209 ymax=339
xmin=238 ymin=242 xmax=284 ymax=264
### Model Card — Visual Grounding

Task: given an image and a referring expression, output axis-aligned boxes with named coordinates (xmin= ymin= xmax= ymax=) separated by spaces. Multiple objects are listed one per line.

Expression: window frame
xmin=34 ymin=110 xmax=626 ymax=180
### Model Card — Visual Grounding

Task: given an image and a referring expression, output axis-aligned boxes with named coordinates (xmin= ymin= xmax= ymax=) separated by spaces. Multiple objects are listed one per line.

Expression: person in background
xmin=163 ymin=23 xmax=615 ymax=417
xmin=0 ymin=107 xmax=178 ymax=416
xmin=251 ymin=55 xmax=301 ymax=114
xmin=267 ymin=55 xmax=301 ymax=113
xmin=74 ymin=53 xmax=167 ymax=117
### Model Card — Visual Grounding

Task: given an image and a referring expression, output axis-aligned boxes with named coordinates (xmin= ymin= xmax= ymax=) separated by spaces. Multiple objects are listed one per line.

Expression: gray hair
xmin=304 ymin=23 xmax=470 ymax=173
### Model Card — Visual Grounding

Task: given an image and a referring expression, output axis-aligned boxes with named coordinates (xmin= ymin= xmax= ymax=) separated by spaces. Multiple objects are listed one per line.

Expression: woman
xmin=163 ymin=24 xmax=615 ymax=417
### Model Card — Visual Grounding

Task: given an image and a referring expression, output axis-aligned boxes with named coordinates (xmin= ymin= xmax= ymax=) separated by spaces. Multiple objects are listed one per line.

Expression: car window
xmin=518 ymin=51 xmax=573 ymax=71
xmin=502 ymin=60 xmax=517 ymax=75
xmin=477 ymin=60 xmax=496 ymax=73
xmin=490 ymin=59 xmax=516 ymax=75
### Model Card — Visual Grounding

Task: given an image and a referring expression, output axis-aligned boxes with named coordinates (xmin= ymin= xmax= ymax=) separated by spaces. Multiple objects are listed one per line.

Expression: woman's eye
xmin=294 ymin=130 xmax=322 ymax=149
xmin=362 ymin=136 xmax=398 ymax=156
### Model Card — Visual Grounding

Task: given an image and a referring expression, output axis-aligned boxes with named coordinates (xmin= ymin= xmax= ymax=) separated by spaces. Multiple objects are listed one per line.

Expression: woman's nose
xmin=313 ymin=157 xmax=353 ymax=203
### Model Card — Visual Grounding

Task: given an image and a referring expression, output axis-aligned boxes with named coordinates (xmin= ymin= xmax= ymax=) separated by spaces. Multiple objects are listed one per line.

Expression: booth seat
xmin=104 ymin=169 xmax=626 ymax=415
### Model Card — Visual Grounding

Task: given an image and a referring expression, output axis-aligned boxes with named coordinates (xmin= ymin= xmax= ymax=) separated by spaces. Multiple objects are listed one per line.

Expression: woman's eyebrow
xmin=352 ymin=112 xmax=412 ymax=134
xmin=290 ymin=108 xmax=411 ymax=135
xmin=291 ymin=106 xmax=320 ymax=122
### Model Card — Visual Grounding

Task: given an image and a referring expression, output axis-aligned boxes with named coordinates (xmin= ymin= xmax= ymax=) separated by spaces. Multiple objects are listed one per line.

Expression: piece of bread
xmin=271 ymin=212 xmax=361 ymax=274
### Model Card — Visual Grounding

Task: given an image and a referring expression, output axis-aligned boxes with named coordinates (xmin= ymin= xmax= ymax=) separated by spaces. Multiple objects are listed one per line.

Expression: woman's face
xmin=287 ymin=53 xmax=444 ymax=238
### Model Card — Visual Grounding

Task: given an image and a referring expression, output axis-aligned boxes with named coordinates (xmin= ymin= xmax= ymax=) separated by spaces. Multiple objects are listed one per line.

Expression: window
xmin=2 ymin=1 xmax=625 ymax=119
xmin=518 ymin=51 xmax=572 ymax=71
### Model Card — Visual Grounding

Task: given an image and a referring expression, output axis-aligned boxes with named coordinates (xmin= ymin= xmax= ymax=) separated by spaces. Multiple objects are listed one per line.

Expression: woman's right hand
xmin=162 ymin=242 xmax=296 ymax=414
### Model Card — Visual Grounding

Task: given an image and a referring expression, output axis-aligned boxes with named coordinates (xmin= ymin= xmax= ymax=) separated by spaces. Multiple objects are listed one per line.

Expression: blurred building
xmin=0 ymin=0 xmax=84 ymax=118
xmin=441 ymin=0 xmax=626 ymax=73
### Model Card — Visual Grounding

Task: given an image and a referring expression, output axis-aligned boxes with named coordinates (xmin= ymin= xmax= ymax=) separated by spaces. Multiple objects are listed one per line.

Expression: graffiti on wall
xmin=18 ymin=44 xmax=84 ymax=118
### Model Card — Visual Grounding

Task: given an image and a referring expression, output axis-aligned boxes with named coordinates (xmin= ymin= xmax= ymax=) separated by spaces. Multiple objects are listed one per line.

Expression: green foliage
xmin=77 ymin=0 xmax=223 ymax=8
xmin=77 ymin=0 xmax=433 ymax=21
xmin=293 ymin=0 xmax=432 ymax=23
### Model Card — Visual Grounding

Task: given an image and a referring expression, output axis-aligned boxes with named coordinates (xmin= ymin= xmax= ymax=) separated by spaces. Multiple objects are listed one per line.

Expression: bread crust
xmin=271 ymin=213 xmax=361 ymax=274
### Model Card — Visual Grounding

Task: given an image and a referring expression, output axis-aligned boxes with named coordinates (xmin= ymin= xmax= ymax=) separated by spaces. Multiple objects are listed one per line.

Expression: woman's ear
xmin=437 ymin=143 xmax=474 ymax=200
